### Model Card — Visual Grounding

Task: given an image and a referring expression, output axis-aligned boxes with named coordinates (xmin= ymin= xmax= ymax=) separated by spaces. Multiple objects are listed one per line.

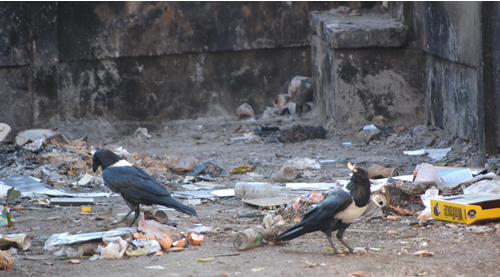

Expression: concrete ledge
xmin=310 ymin=9 xmax=408 ymax=49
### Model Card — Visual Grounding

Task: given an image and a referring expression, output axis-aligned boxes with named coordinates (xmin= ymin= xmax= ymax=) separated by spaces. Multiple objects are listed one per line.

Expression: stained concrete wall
xmin=310 ymin=9 xmax=427 ymax=128
xmin=0 ymin=1 xmax=341 ymax=136
xmin=413 ymin=2 xmax=499 ymax=151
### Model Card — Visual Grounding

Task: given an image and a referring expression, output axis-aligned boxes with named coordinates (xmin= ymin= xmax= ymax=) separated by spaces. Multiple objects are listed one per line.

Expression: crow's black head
xmin=347 ymin=162 xmax=370 ymax=186
xmin=92 ymin=149 xmax=122 ymax=172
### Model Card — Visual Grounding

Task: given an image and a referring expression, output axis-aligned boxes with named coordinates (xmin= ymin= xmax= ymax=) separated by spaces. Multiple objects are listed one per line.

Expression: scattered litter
xmin=242 ymin=196 xmax=295 ymax=209
xmin=413 ymin=249 xmax=434 ymax=257
xmin=387 ymin=215 xmax=402 ymax=221
xmin=348 ymin=270 xmax=370 ymax=277
xmin=0 ymin=123 xmax=11 ymax=142
xmin=251 ymin=268 xmax=264 ymax=272
xmin=284 ymin=158 xmax=321 ymax=170
xmin=229 ymin=133 xmax=261 ymax=143
xmin=130 ymin=238 xmax=161 ymax=255
xmin=210 ymin=189 xmax=235 ymax=197
xmin=404 ymin=148 xmax=452 ymax=160
xmin=362 ymin=124 xmax=378 ymax=130
xmin=44 ymin=228 xmax=134 ymax=250
xmin=74 ymin=173 xmax=94 ymax=186
xmin=318 ymin=159 xmax=336 ymax=164
xmin=196 ymin=257 xmax=214 ymax=262
xmin=463 ymin=180 xmax=500 ymax=195
xmin=439 ymin=168 xmax=473 ymax=183
xmin=0 ymin=234 xmax=31 ymax=251
xmin=15 ymin=129 xmax=59 ymax=146
xmin=431 ymin=193 xmax=500 ymax=224
xmin=97 ymin=236 xmax=128 ymax=259
xmin=149 ymin=209 xmax=169 ymax=224
xmin=286 ymin=182 xmax=344 ymax=190
xmin=419 ymin=186 xmax=440 ymax=220
xmin=174 ymin=190 xmax=216 ymax=201
xmin=271 ymin=167 xmax=296 ymax=182
xmin=368 ymin=164 xmax=400 ymax=179
xmin=134 ymin=127 xmax=152 ymax=138
xmin=0 ymin=175 xmax=109 ymax=198
xmin=229 ymin=165 xmax=256 ymax=174
xmin=403 ymin=149 xmax=427 ymax=156
xmin=352 ymin=247 xmax=368 ymax=255
xmin=292 ymin=193 xmax=323 ymax=209
xmin=145 ymin=266 xmax=166 ymax=269
xmin=49 ymin=198 xmax=94 ymax=206
xmin=67 ymin=259 xmax=81 ymax=264
xmin=189 ymin=233 xmax=204 ymax=246
xmin=138 ymin=220 xmax=181 ymax=238
xmin=184 ymin=226 xmax=213 ymax=234
xmin=233 ymin=228 xmax=262 ymax=251
xmin=235 ymin=182 xmax=287 ymax=199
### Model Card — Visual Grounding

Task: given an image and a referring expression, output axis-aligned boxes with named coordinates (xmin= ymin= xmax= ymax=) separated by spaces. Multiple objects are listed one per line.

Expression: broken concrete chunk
xmin=287 ymin=76 xmax=313 ymax=104
xmin=236 ymin=103 xmax=254 ymax=120
xmin=168 ymin=155 xmax=198 ymax=172
xmin=357 ymin=128 xmax=381 ymax=142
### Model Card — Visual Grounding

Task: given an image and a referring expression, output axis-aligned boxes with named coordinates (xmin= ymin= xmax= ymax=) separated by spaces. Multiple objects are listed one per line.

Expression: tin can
xmin=0 ymin=233 xmax=31 ymax=250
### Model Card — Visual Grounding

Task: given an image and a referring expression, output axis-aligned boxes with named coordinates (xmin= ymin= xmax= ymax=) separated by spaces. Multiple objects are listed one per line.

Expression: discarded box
xmin=431 ymin=193 xmax=500 ymax=224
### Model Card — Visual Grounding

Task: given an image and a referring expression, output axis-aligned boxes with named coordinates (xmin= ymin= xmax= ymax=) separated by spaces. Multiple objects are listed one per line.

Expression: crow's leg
xmin=325 ymin=234 xmax=341 ymax=255
xmin=336 ymin=227 xmax=353 ymax=254
xmin=111 ymin=208 xmax=134 ymax=225
xmin=128 ymin=205 xmax=141 ymax=227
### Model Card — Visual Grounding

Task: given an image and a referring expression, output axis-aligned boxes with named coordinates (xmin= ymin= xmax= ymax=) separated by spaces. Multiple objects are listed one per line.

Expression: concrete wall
xmin=0 ymin=1 xmax=341 ymax=136
xmin=413 ymin=2 xmax=499 ymax=151
xmin=310 ymin=8 xmax=427 ymax=129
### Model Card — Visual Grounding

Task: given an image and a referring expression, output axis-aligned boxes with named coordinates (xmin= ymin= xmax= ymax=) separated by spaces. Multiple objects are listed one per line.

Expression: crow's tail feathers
xmin=277 ymin=221 xmax=317 ymax=241
xmin=160 ymin=197 xmax=198 ymax=216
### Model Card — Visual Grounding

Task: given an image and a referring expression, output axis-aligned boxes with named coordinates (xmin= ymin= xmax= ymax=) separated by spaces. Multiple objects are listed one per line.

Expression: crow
xmin=276 ymin=162 xmax=371 ymax=254
xmin=92 ymin=149 xmax=197 ymax=227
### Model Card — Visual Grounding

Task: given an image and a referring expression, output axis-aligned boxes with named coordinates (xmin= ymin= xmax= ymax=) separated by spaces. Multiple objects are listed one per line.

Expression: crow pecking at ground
xmin=276 ymin=162 xmax=371 ymax=254
xmin=92 ymin=149 xmax=197 ymax=227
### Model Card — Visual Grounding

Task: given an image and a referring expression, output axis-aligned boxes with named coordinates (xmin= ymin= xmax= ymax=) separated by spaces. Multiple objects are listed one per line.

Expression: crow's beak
xmin=92 ymin=163 xmax=99 ymax=173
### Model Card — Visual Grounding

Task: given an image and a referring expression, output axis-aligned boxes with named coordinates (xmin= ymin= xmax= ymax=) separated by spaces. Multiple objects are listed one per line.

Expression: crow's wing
xmin=302 ymin=189 xmax=353 ymax=222
xmin=103 ymin=165 xmax=171 ymax=204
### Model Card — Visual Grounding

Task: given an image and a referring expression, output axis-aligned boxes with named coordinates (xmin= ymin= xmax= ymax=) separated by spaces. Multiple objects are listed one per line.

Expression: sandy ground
xmin=2 ymin=114 xmax=500 ymax=277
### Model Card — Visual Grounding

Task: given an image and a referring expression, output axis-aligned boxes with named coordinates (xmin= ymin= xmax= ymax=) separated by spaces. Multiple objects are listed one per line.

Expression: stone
xmin=358 ymin=129 xmax=382 ymax=142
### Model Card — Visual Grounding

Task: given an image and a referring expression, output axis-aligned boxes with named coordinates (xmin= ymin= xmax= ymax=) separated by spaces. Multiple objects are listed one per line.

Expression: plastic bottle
xmin=234 ymin=182 xmax=286 ymax=199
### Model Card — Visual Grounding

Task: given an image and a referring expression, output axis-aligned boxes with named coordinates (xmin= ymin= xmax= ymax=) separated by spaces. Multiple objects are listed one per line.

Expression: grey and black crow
xmin=92 ymin=149 xmax=197 ymax=226
xmin=276 ymin=162 xmax=371 ymax=254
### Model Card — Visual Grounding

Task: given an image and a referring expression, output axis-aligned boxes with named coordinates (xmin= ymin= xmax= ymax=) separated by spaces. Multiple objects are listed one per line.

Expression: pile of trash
xmin=39 ymin=219 xmax=207 ymax=262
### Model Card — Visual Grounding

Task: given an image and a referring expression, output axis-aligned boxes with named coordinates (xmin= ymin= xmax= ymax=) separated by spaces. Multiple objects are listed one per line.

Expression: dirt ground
xmin=2 ymin=114 xmax=500 ymax=277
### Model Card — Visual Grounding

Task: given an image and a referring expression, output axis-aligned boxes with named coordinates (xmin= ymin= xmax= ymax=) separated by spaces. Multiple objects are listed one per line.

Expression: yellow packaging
xmin=81 ymin=206 xmax=91 ymax=212
xmin=431 ymin=193 xmax=500 ymax=224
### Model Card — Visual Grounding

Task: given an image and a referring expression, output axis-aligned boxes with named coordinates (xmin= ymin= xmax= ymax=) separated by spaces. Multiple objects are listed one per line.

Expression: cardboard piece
xmin=431 ymin=193 xmax=500 ymax=224
xmin=243 ymin=196 xmax=296 ymax=209
xmin=173 ymin=190 xmax=216 ymax=200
